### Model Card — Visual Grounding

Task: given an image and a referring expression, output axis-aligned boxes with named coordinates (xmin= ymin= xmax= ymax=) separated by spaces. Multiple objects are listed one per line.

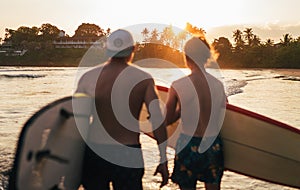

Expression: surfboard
xmin=141 ymin=85 xmax=300 ymax=189
xmin=9 ymin=86 xmax=300 ymax=189
xmin=9 ymin=94 xmax=93 ymax=190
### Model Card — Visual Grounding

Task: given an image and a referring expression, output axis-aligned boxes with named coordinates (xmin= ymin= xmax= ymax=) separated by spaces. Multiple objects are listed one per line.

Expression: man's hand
xmin=154 ymin=162 xmax=169 ymax=188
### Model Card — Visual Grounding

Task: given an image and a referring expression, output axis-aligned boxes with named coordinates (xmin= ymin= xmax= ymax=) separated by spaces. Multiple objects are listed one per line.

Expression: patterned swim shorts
xmin=171 ymin=133 xmax=224 ymax=188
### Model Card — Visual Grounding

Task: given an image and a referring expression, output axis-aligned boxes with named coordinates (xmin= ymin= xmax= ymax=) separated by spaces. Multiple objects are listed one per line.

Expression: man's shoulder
xmin=80 ymin=64 xmax=105 ymax=80
xmin=171 ymin=76 xmax=189 ymax=89
xmin=206 ymin=73 xmax=224 ymax=86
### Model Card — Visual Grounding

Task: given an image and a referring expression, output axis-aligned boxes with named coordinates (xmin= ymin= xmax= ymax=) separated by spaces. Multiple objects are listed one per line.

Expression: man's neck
xmin=109 ymin=58 xmax=130 ymax=65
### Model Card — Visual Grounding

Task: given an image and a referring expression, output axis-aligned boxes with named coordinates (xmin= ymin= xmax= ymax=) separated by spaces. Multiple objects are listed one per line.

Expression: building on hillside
xmin=0 ymin=41 xmax=28 ymax=56
xmin=53 ymin=30 xmax=106 ymax=49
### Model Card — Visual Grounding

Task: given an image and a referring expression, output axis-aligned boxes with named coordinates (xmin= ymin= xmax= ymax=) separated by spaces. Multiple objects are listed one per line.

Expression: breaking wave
xmin=224 ymin=79 xmax=248 ymax=97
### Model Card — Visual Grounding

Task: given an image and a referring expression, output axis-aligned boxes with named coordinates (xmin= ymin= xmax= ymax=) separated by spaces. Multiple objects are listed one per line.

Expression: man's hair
xmin=184 ymin=37 xmax=211 ymax=66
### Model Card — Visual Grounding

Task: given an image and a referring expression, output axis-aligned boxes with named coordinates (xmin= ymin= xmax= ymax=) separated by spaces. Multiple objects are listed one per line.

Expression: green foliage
xmin=73 ymin=23 xmax=106 ymax=38
xmin=0 ymin=48 xmax=87 ymax=66
xmin=1 ymin=23 xmax=109 ymax=67
xmin=133 ymin=43 xmax=185 ymax=67
xmin=212 ymin=28 xmax=300 ymax=68
xmin=39 ymin=23 xmax=60 ymax=41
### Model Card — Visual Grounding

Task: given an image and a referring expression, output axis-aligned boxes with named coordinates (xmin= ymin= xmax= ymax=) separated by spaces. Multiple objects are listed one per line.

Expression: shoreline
xmin=1 ymin=64 xmax=300 ymax=75
xmin=220 ymin=68 xmax=300 ymax=77
xmin=271 ymin=68 xmax=300 ymax=77
xmin=1 ymin=64 xmax=300 ymax=79
xmin=1 ymin=63 xmax=300 ymax=70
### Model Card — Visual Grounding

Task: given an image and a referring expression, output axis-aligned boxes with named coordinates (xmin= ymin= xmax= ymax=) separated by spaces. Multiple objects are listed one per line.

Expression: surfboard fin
xmin=35 ymin=150 xmax=69 ymax=164
xmin=60 ymin=108 xmax=90 ymax=119
xmin=60 ymin=109 xmax=73 ymax=119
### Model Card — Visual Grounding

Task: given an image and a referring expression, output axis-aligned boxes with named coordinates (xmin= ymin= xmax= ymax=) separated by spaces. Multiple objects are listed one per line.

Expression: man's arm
xmin=75 ymin=67 xmax=102 ymax=96
xmin=165 ymin=86 xmax=180 ymax=125
xmin=75 ymin=72 xmax=89 ymax=95
xmin=143 ymin=79 xmax=169 ymax=187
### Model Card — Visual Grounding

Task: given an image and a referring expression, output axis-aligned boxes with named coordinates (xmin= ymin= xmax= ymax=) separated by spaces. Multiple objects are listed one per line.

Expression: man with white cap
xmin=76 ymin=29 xmax=168 ymax=190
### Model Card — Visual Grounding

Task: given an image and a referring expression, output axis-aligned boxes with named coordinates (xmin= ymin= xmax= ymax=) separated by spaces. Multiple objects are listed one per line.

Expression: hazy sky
xmin=1 ymin=0 xmax=300 ymax=42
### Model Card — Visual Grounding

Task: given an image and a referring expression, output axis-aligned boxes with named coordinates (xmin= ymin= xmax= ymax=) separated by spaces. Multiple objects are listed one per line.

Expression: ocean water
xmin=0 ymin=66 xmax=299 ymax=189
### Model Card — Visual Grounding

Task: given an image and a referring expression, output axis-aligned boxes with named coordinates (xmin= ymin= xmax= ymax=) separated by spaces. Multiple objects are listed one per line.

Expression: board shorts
xmin=81 ymin=144 xmax=144 ymax=190
xmin=171 ymin=133 xmax=224 ymax=188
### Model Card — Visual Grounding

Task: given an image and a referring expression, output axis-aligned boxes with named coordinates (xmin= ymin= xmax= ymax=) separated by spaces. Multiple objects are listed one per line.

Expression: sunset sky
xmin=1 ymin=0 xmax=300 ymax=43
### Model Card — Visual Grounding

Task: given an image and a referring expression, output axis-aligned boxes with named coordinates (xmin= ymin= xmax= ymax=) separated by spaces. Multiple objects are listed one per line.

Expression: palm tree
xmin=177 ymin=30 xmax=188 ymax=50
xmin=233 ymin=29 xmax=244 ymax=51
xmin=265 ymin=38 xmax=274 ymax=47
xmin=252 ymin=35 xmax=261 ymax=47
xmin=280 ymin=33 xmax=293 ymax=46
xmin=160 ymin=25 xmax=175 ymax=46
xmin=149 ymin=29 xmax=159 ymax=43
xmin=233 ymin=29 xmax=242 ymax=43
xmin=141 ymin=28 xmax=150 ymax=43
xmin=243 ymin=28 xmax=254 ymax=46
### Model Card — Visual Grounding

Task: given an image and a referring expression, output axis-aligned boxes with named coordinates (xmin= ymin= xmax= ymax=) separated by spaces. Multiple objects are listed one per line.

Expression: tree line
xmin=0 ymin=23 xmax=111 ymax=66
xmin=212 ymin=28 xmax=300 ymax=68
xmin=137 ymin=24 xmax=300 ymax=68
xmin=1 ymin=23 xmax=110 ymax=51
xmin=1 ymin=22 xmax=300 ymax=68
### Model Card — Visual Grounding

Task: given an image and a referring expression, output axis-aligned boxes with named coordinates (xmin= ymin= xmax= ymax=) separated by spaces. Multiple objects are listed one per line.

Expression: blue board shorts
xmin=82 ymin=144 xmax=144 ymax=190
xmin=171 ymin=133 xmax=224 ymax=188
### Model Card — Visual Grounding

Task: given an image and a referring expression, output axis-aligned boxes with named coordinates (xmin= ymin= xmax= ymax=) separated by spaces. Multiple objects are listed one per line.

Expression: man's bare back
xmin=94 ymin=61 xmax=157 ymax=144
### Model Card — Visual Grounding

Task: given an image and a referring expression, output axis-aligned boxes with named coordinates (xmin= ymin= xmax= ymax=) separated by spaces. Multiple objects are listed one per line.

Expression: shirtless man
xmin=76 ymin=29 xmax=168 ymax=190
xmin=165 ymin=37 xmax=226 ymax=190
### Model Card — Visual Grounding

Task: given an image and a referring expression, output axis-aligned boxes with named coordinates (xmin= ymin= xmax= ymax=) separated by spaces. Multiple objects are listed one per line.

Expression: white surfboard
xmin=9 ymin=94 xmax=92 ymax=190
xmin=141 ymin=85 xmax=300 ymax=189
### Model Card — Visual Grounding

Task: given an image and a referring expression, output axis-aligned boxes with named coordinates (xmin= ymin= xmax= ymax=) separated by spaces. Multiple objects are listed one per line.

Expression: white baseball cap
xmin=106 ymin=29 xmax=135 ymax=57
